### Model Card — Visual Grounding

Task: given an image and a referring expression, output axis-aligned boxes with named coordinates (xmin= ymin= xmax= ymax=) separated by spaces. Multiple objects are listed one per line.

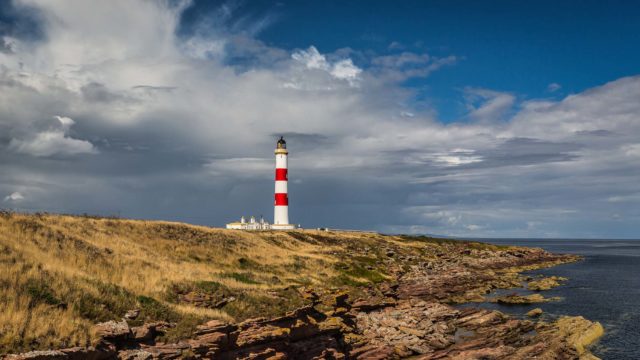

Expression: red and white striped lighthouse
xmin=272 ymin=136 xmax=295 ymax=230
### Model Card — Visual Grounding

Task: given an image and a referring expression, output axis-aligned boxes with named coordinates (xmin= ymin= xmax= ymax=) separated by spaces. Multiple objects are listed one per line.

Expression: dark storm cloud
xmin=81 ymin=83 xmax=127 ymax=103
xmin=270 ymin=132 xmax=330 ymax=149
xmin=0 ymin=1 xmax=45 ymax=41
xmin=0 ymin=1 xmax=639 ymax=238
xmin=475 ymin=137 xmax=582 ymax=168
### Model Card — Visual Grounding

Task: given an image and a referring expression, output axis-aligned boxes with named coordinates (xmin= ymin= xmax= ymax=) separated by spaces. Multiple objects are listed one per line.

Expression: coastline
xmin=0 ymin=214 xmax=603 ymax=359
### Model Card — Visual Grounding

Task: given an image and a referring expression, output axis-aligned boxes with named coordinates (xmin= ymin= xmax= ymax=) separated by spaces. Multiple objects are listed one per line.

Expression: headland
xmin=0 ymin=212 xmax=603 ymax=359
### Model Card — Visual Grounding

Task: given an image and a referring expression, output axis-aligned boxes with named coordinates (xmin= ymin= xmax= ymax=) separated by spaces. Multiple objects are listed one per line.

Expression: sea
xmin=457 ymin=239 xmax=640 ymax=360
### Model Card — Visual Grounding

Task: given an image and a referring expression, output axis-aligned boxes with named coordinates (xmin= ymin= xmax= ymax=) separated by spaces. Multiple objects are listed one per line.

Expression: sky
xmin=0 ymin=0 xmax=639 ymax=238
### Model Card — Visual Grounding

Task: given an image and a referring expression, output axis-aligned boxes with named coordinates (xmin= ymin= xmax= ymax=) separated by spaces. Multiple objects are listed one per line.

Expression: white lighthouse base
xmin=271 ymin=223 xmax=296 ymax=230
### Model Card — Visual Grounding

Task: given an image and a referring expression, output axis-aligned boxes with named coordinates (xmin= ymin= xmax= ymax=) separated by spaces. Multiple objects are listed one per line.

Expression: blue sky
xmin=181 ymin=0 xmax=640 ymax=121
xmin=1 ymin=0 xmax=640 ymax=238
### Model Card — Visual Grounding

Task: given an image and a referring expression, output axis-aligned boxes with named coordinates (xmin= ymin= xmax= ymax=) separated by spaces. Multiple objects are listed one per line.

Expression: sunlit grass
xmin=0 ymin=212 xmax=415 ymax=353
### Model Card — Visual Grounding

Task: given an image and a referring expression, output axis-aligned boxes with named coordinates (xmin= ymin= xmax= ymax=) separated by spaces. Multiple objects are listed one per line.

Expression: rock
xmin=352 ymin=298 xmax=395 ymax=312
xmin=141 ymin=343 xmax=190 ymax=359
xmin=528 ymin=276 xmax=567 ymax=291
xmin=214 ymin=298 xmax=229 ymax=308
xmin=4 ymin=347 xmax=113 ymax=360
xmin=124 ymin=309 xmax=140 ymax=320
xmin=131 ymin=324 xmax=154 ymax=343
xmin=494 ymin=293 xmax=552 ymax=304
xmin=554 ymin=316 xmax=605 ymax=356
xmin=195 ymin=319 xmax=237 ymax=335
xmin=349 ymin=344 xmax=396 ymax=360
xmin=94 ymin=320 xmax=131 ymax=343
xmin=117 ymin=349 xmax=153 ymax=360
xmin=3 ymin=351 xmax=68 ymax=360
xmin=61 ymin=347 xmax=111 ymax=360
xmin=300 ymin=288 xmax=320 ymax=305
xmin=5 ymin=237 xmax=597 ymax=360
xmin=527 ymin=308 xmax=544 ymax=317
xmin=333 ymin=292 xmax=350 ymax=309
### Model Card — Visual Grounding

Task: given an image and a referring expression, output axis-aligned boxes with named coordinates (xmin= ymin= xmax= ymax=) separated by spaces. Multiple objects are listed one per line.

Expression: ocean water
xmin=458 ymin=239 xmax=640 ymax=359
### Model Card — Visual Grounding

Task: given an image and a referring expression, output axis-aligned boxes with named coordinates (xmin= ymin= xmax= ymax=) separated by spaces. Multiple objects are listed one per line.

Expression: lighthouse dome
xmin=277 ymin=136 xmax=286 ymax=149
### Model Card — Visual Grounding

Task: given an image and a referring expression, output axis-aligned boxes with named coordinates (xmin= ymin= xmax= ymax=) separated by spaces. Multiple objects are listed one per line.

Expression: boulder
xmin=528 ymin=276 xmax=567 ymax=291
xmin=526 ymin=308 xmax=544 ymax=317
xmin=94 ymin=320 xmax=131 ymax=343
xmin=494 ymin=293 xmax=553 ymax=304
xmin=117 ymin=349 xmax=153 ymax=360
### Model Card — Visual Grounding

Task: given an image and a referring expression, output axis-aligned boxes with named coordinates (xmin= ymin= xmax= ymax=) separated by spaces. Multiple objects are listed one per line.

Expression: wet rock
xmin=528 ymin=276 xmax=567 ymax=291
xmin=552 ymin=316 xmax=604 ymax=356
xmin=527 ymin=308 xmax=544 ymax=317
xmin=494 ymin=293 xmax=556 ymax=305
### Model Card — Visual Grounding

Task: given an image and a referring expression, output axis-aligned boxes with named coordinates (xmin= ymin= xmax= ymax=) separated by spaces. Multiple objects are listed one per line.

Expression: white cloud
xmin=432 ymin=149 xmax=483 ymax=167
xmin=465 ymin=87 xmax=516 ymax=121
xmin=8 ymin=116 xmax=96 ymax=157
xmin=330 ymin=59 xmax=362 ymax=83
xmin=291 ymin=46 xmax=362 ymax=85
xmin=623 ymin=144 xmax=640 ymax=157
xmin=9 ymin=131 xmax=96 ymax=157
xmin=370 ymin=52 xmax=457 ymax=82
xmin=292 ymin=46 xmax=330 ymax=70
xmin=0 ymin=0 xmax=638 ymax=237
xmin=3 ymin=192 xmax=24 ymax=202
xmin=54 ymin=115 xmax=75 ymax=129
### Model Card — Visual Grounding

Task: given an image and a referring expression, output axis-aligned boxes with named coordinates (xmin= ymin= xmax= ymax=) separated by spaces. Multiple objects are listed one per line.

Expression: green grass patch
xmin=224 ymin=287 xmax=304 ymax=321
xmin=221 ymin=272 xmax=261 ymax=284
xmin=332 ymin=261 xmax=387 ymax=285
xmin=73 ymin=281 xmax=137 ymax=322
xmin=24 ymin=278 xmax=62 ymax=307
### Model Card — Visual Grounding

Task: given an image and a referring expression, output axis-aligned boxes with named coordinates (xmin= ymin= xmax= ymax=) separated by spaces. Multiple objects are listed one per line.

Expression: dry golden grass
xmin=0 ymin=211 xmax=471 ymax=354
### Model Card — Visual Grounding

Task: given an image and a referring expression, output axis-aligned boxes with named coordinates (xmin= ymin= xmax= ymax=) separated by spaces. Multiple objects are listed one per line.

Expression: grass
xmin=0 ymin=211 xmax=502 ymax=355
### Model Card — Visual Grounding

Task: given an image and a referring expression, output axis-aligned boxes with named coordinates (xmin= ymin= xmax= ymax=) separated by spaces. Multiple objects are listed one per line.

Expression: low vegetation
xmin=0 ymin=211 xmax=505 ymax=354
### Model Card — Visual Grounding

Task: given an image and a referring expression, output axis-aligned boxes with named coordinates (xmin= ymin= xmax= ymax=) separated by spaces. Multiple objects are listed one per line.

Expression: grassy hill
xmin=0 ymin=211 xmax=498 ymax=354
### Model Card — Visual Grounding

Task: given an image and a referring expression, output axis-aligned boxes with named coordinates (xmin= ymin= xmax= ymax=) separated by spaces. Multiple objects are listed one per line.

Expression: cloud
xmin=0 ymin=0 xmax=638 ymax=238
xmin=3 ymin=192 xmax=24 ymax=202
xmin=623 ymin=144 xmax=640 ymax=157
xmin=291 ymin=46 xmax=362 ymax=85
xmin=464 ymin=87 xmax=516 ymax=121
xmin=371 ymin=52 xmax=457 ymax=82
xmin=423 ymin=149 xmax=483 ymax=167
xmin=8 ymin=116 xmax=97 ymax=157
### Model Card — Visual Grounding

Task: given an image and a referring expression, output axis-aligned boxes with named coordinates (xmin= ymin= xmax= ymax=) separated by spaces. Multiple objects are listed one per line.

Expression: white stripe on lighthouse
xmin=275 ymin=180 xmax=288 ymax=193
xmin=276 ymin=155 xmax=287 ymax=168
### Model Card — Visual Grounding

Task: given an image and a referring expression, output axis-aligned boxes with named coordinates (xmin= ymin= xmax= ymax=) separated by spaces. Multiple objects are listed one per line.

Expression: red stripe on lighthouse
xmin=275 ymin=168 xmax=288 ymax=181
xmin=274 ymin=193 xmax=288 ymax=206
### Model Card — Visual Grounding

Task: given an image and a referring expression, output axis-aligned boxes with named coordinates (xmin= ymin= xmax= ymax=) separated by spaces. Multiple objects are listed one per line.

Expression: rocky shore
xmin=3 ymin=238 xmax=603 ymax=360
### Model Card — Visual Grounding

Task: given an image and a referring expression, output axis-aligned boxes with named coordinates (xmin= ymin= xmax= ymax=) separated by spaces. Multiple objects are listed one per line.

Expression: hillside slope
xmin=0 ymin=212 xmax=603 ymax=359
xmin=0 ymin=211 xmax=474 ymax=354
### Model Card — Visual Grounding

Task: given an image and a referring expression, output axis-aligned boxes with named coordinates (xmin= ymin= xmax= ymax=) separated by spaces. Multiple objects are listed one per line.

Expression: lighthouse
xmin=272 ymin=136 xmax=295 ymax=230
xmin=225 ymin=137 xmax=298 ymax=230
